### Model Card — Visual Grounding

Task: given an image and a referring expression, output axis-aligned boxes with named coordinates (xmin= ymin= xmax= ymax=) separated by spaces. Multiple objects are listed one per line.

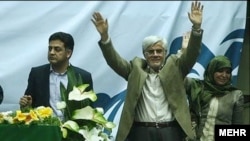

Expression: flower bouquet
xmin=0 ymin=106 xmax=60 ymax=126
xmin=0 ymin=66 xmax=116 ymax=141
xmin=0 ymin=106 xmax=62 ymax=141
xmin=58 ymin=84 xmax=116 ymax=141
xmin=57 ymin=66 xmax=116 ymax=141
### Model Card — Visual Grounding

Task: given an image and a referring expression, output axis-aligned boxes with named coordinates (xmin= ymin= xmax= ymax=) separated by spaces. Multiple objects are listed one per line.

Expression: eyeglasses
xmin=145 ymin=49 xmax=164 ymax=56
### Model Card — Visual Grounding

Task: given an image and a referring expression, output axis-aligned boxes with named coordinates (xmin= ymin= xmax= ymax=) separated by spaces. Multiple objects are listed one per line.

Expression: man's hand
xmin=91 ymin=12 xmax=109 ymax=42
xmin=19 ymin=95 xmax=32 ymax=108
xmin=188 ymin=1 xmax=203 ymax=29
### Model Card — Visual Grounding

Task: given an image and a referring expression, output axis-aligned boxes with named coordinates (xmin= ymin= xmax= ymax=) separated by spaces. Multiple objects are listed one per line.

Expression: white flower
xmin=62 ymin=120 xmax=79 ymax=132
xmin=68 ymin=85 xmax=97 ymax=102
xmin=72 ymin=106 xmax=94 ymax=120
xmin=78 ymin=127 xmax=104 ymax=141
xmin=1 ymin=111 xmax=13 ymax=116
xmin=4 ymin=116 xmax=14 ymax=124
xmin=96 ymin=107 xmax=104 ymax=114
xmin=61 ymin=120 xmax=80 ymax=138
xmin=72 ymin=106 xmax=116 ymax=129
xmin=56 ymin=101 xmax=66 ymax=110
xmin=0 ymin=111 xmax=14 ymax=124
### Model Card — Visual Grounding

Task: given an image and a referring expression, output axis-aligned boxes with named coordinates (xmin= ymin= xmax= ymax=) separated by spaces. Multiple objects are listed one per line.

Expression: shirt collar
xmin=50 ymin=63 xmax=71 ymax=75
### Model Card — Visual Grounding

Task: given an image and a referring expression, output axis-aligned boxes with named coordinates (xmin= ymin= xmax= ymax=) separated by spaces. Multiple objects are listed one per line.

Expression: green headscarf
xmin=202 ymin=55 xmax=237 ymax=101
xmin=189 ymin=56 xmax=237 ymax=119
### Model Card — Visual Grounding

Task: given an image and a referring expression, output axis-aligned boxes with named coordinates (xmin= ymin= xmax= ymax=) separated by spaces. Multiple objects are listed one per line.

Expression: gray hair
xmin=142 ymin=35 xmax=167 ymax=52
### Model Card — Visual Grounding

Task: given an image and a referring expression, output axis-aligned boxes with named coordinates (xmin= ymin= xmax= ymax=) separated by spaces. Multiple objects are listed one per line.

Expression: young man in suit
xmin=19 ymin=32 xmax=93 ymax=121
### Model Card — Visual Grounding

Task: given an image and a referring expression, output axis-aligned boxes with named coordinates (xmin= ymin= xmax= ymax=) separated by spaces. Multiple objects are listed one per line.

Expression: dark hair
xmin=49 ymin=32 xmax=74 ymax=51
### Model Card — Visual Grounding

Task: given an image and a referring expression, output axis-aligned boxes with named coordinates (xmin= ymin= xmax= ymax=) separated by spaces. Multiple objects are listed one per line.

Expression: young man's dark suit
xmin=24 ymin=63 xmax=93 ymax=110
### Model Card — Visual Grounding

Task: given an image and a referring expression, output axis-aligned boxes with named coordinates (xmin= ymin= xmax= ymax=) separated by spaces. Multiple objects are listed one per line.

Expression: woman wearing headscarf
xmin=185 ymin=55 xmax=244 ymax=141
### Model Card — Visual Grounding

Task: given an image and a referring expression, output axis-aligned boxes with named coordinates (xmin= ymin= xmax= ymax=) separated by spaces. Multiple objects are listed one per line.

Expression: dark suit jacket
xmin=24 ymin=64 xmax=93 ymax=108
xmin=99 ymin=29 xmax=203 ymax=141
xmin=0 ymin=85 xmax=3 ymax=104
